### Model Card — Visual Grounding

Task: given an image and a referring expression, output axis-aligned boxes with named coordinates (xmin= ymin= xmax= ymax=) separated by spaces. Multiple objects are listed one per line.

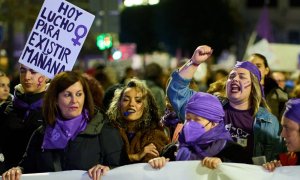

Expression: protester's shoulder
xmin=265 ymin=78 xmax=288 ymax=100
xmin=274 ymin=87 xmax=289 ymax=100
xmin=256 ymin=107 xmax=278 ymax=123
xmin=83 ymin=110 xmax=107 ymax=135
xmin=29 ymin=125 xmax=46 ymax=142
xmin=0 ymin=100 xmax=12 ymax=114
xmin=2 ymin=100 xmax=13 ymax=114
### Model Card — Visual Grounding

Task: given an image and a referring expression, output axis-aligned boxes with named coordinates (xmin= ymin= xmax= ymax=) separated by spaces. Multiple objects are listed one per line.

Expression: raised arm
xmin=178 ymin=45 xmax=213 ymax=79
xmin=166 ymin=45 xmax=213 ymax=120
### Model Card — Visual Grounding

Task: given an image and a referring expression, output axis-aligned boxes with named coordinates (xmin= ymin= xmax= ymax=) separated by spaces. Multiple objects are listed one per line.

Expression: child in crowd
xmin=149 ymin=92 xmax=252 ymax=169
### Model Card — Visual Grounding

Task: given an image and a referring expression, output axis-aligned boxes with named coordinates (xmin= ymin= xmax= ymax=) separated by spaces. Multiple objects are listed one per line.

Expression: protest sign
xmin=19 ymin=0 xmax=95 ymax=79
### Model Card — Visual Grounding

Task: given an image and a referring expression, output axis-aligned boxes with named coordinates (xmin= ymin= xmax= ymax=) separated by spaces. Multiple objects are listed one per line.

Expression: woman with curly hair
xmin=107 ymin=78 xmax=169 ymax=163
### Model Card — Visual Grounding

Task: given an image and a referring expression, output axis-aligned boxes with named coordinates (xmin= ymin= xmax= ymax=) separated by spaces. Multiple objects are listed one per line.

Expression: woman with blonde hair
xmin=167 ymin=45 xmax=283 ymax=163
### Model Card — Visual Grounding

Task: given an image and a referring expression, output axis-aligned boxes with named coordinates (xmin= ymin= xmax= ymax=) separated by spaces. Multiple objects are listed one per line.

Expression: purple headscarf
xmin=234 ymin=61 xmax=265 ymax=97
xmin=177 ymin=121 xmax=232 ymax=160
xmin=176 ymin=92 xmax=232 ymax=161
xmin=283 ymin=98 xmax=300 ymax=124
xmin=185 ymin=92 xmax=224 ymax=122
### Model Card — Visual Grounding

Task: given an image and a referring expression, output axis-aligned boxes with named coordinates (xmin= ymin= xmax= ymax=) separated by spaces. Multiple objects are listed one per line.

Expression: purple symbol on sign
xmin=71 ymin=24 xmax=88 ymax=46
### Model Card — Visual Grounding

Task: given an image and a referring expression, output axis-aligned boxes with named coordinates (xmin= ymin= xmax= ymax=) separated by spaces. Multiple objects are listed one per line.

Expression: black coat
xmin=217 ymin=141 xmax=252 ymax=164
xmin=264 ymin=77 xmax=288 ymax=120
xmin=0 ymin=89 xmax=45 ymax=172
xmin=20 ymin=111 xmax=128 ymax=173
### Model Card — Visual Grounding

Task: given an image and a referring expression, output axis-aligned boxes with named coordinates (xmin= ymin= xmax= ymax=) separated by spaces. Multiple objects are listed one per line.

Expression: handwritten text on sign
xmin=19 ymin=0 xmax=95 ymax=79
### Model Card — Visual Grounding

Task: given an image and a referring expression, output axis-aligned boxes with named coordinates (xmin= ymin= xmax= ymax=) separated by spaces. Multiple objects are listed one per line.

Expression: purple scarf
xmin=42 ymin=109 xmax=89 ymax=149
xmin=176 ymin=121 xmax=232 ymax=160
xmin=161 ymin=108 xmax=180 ymax=127
xmin=13 ymin=95 xmax=43 ymax=120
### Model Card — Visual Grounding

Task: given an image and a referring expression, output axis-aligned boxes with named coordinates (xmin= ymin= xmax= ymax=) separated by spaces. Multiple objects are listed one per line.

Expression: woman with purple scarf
xmin=149 ymin=92 xmax=252 ymax=169
xmin=2 ymin=71 xmax=128 ymax=180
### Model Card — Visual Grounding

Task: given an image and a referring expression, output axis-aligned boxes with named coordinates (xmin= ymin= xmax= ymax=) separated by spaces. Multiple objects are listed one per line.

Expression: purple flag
xmin=256 ymin=6 xmax=274 ymax=42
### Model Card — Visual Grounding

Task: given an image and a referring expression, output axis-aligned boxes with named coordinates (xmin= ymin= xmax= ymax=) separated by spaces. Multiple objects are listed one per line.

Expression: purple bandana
xmin=42 ymin=109 xmax=89 ymax=149
xmin=283 ymin=98 xmax=300 ymax=124
xmin=177 ymin=121 xmax=232 ymax=160
xmin=13 ymin=96 xmax=43 ymax=120
xmin=234 ymin=61 xmax=265 ymax=97
xmin=176 ymin=92 xmax=232 ymax=160
xmin=182 ymin=120 xmax=206 ymax=143
xmin=185 ymin=92 xmax=224 ymax=123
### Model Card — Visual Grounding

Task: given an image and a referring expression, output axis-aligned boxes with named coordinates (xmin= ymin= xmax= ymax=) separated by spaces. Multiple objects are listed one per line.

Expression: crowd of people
xmin=0 ymin=45 xmax=300 ymax=179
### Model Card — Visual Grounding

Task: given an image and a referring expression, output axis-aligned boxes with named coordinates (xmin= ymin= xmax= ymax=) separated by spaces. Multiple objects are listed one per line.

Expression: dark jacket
xmin=145 ymin=80 xmax=166 ymax=116
xmin=264 ymin=77 xmax=289 ymax=120
xmin=217 ymin=141 xmax=252 ymax=164
xmin=0 ymin=85 xmax=45 ymax=171
xmin=20 ymin=111 xmax=128 ymax=173
xmin=0 ymin=94 xmax=13 ymax=173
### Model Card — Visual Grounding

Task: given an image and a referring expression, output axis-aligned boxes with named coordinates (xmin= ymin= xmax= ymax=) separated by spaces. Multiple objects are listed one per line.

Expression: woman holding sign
xmin=2 ymin=71 xmax=128 ymax=180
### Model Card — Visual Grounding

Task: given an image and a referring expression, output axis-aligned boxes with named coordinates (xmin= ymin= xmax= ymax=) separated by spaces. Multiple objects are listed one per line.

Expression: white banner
xmin=246 ymin=39 xmax=300 ymax=72
xmin=1 ymin=161 xmax=300 ymax=180
xmin=18 ymin=0 xmax=95 ymax=79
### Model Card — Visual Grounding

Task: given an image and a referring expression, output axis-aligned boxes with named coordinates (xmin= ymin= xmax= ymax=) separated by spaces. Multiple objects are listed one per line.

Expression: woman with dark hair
xmin=107 ymin=78 xmax=169 ymax=163
xmin=248 ymin=53 xmax=289 ymax=121
xmin=2 ymin=71 xmax=127 ymax=180
xmin=263 ymin=98 xmax=300 ymax=171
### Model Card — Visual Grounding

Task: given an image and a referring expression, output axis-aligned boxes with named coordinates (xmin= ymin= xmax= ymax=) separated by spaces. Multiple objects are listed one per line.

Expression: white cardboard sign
xmin=19 ymin=0 xmax=95 ymax=79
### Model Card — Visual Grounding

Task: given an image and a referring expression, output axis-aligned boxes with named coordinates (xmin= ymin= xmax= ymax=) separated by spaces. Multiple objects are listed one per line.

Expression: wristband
xmin=186 ymin=59 xmax=200 ymax=67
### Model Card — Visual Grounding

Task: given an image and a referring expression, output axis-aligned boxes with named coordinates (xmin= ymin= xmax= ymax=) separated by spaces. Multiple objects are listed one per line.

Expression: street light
xmin=96 ymin=33 xmax=113 ymax=50
xmin=123 ymin=0 xmax=159 ymax=7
